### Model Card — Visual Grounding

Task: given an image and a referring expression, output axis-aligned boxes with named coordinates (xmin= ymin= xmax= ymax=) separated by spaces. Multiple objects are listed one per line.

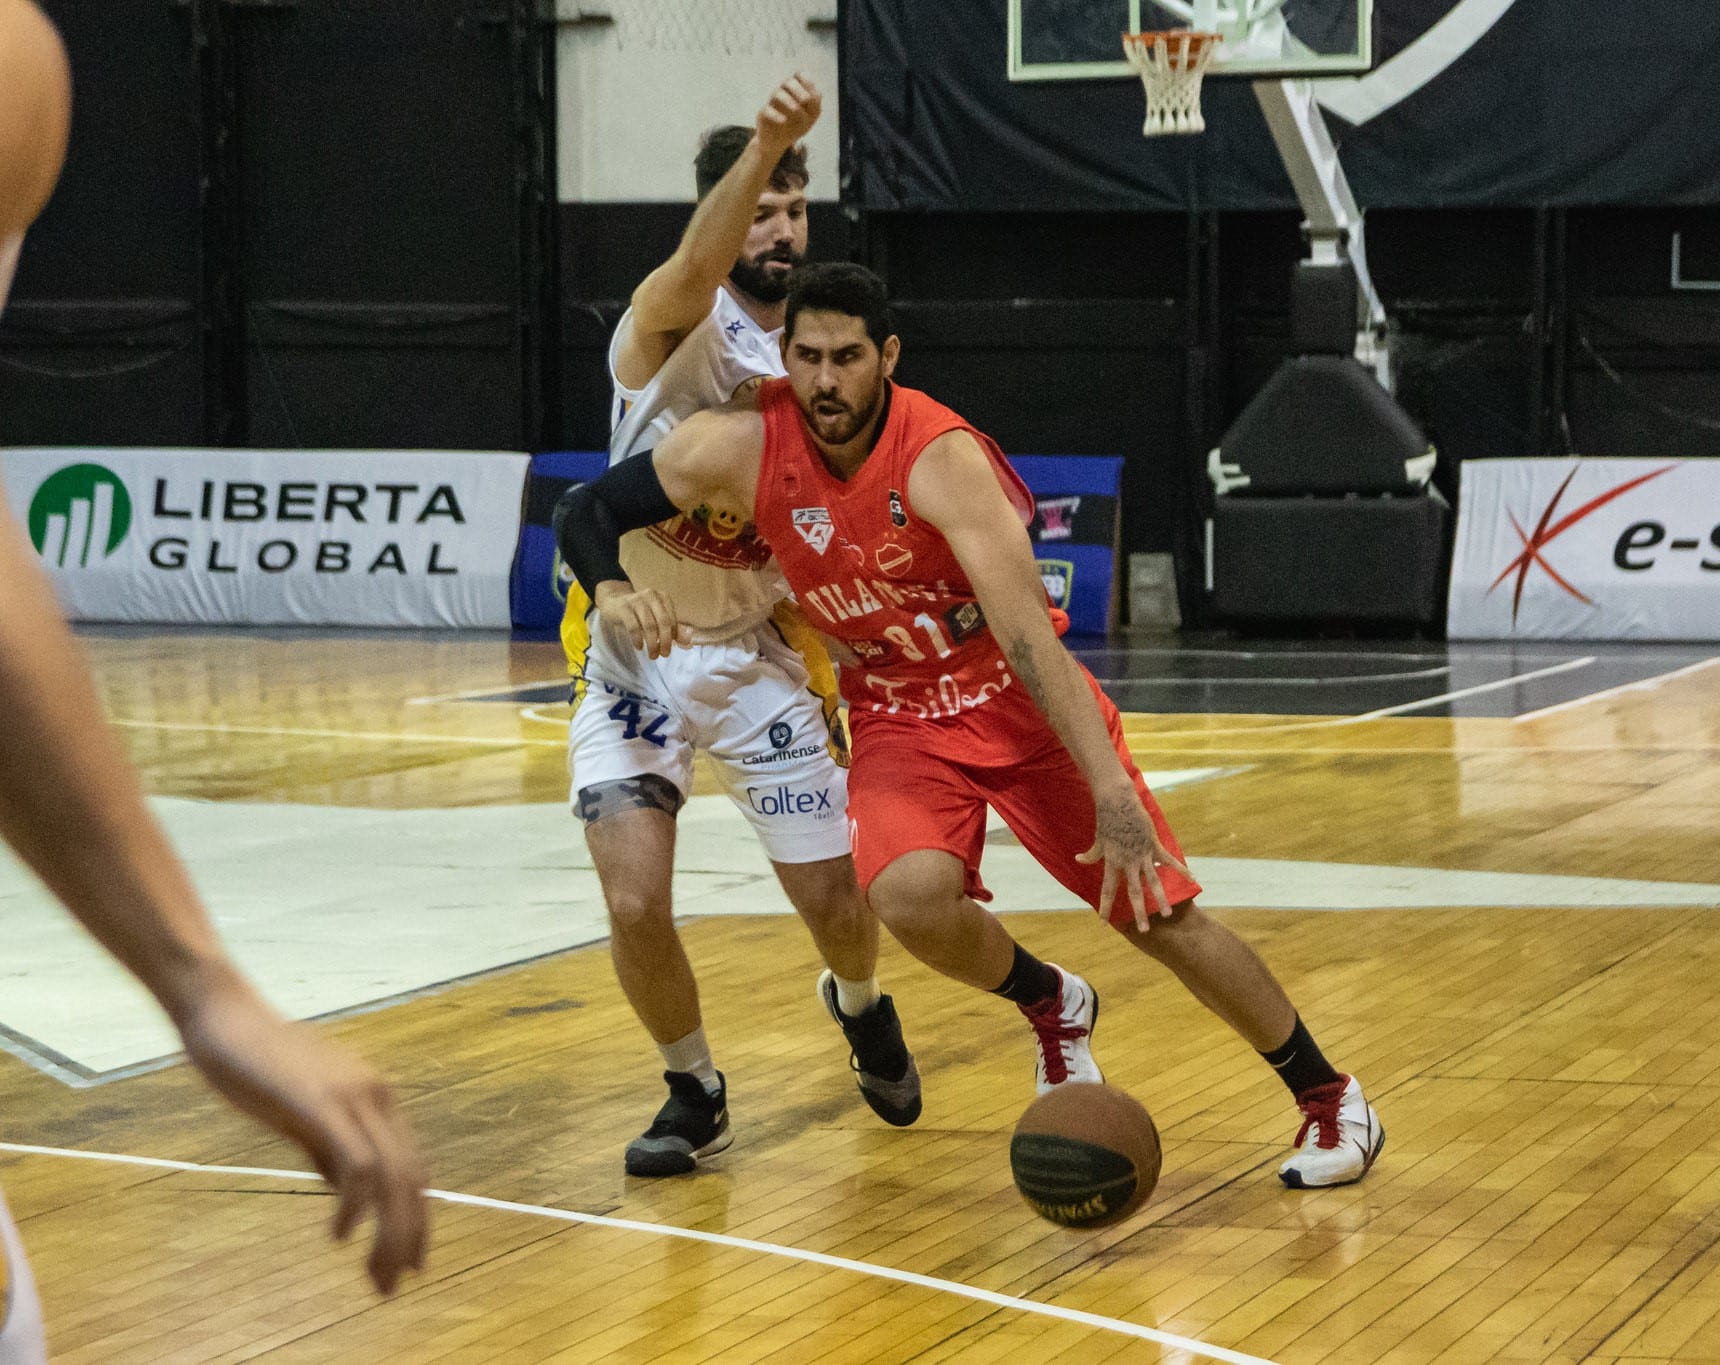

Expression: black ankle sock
xmin=990 ymin=944 xmax=1061 ymax=1009
xmin=1260 ymin=1016 xmax=1343 ymax=1098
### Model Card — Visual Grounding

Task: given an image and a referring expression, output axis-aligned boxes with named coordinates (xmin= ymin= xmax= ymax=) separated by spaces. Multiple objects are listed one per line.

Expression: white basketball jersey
xmin=607 ymin=287 xmax=790 ymax=635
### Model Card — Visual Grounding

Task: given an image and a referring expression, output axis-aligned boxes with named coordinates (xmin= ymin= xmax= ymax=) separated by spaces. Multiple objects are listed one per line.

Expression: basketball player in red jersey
xmin=0 ymin=7 xmax=426 ymax=1352
xmin=558 ymin=263 xmax=1384 ymax=1188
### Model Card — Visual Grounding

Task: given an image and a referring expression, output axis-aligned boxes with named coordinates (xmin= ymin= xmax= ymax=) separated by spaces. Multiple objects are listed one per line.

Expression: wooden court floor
xmin=3 ymin=628 xmax=1719 ymax=1363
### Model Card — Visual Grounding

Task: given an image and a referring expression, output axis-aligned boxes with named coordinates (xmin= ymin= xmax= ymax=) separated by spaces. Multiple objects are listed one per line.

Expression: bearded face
xmin=729 ymin=244 xmax=804 ymax=303
xmin=728 ymin=186 xmax=808 ymax=305
xmin=784 ymin=310 xmax=896 ymax=448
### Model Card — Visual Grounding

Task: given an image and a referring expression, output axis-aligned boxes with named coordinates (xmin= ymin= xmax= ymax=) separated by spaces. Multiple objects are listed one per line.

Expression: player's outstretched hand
xmin=756 ymin=73 xmax=821 ymax=152
xmin=595 ymin=581 xmax=692 ymax=658
xmin=174 ymin=971 xmax=429 ymax=1296
xmin=1076 ymin=783 xmax=1192 ymax=932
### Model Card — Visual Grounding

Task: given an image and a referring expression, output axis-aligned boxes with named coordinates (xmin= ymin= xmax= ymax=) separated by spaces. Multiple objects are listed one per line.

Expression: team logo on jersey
xmin=725 ymin=318 xmax=746 ymax=338
xmin=769 ymin=721 xmax=793 ymax=749
xmin=793 ymin=507 xmax=834 ymax=555
xmin=876 ymin=542 xmax=913 ymax=577
xmin=887 ymin=489 xmax=908 ymax=527
xmin=946 ymin=601 xmax=986 ymax=642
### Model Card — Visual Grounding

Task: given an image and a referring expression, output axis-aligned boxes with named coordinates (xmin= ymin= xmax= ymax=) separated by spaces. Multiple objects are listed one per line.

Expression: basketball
xmin=1010 ymin=1083 xmax=1161 ymax=1228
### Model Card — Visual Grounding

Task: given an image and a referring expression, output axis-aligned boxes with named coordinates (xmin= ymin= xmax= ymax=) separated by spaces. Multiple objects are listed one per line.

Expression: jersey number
xmin=882 ymin=614 xmax=955 ymax=663
xmin=609 ymin=698 xmax=669 ymax=747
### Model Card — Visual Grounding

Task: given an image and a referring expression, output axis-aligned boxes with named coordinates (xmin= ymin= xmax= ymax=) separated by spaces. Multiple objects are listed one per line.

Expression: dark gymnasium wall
xmin=0 ymin=0 xmax=555 ymax=453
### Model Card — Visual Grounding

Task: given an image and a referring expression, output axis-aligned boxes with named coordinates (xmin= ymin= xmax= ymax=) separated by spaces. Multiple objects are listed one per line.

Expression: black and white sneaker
xmin=624 ymin=1071 xmax=733 ymax=1177
xmin=818 ymin=970 xmax=923 ymax=1127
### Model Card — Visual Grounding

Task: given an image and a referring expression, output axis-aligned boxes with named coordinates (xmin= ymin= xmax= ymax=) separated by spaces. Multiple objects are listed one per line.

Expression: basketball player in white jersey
xmin=0 ymin=8 xmax=427 ymax=1356
xmin=557 ymin=76 xmax=920 ymax=1175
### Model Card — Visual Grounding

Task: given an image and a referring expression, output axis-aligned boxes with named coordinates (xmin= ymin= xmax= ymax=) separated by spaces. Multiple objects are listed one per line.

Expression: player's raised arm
xmin=906 ymin=431 xmax=1190 ymax=930
xmin=619 ymin=75 xmax=820 ymax=383
xmin=554 ymin=405 xmax=766 ymax=658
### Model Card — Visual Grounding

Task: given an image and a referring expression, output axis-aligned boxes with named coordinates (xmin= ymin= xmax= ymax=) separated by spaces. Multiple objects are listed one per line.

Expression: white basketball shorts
xmin=568 ymin=619 xmax=850 ymax=864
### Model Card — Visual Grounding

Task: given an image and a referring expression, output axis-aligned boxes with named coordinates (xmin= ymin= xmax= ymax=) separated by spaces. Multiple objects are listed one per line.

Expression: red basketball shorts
xmin=846 ymin=666 xmax=1201 ymax=926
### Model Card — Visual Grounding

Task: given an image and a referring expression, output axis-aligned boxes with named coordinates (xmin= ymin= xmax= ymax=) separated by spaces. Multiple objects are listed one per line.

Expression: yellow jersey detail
xmin=559 ymin=577 xmax=594 ymax=706
xmin=772 ymin=599 xmax=851 ymax=768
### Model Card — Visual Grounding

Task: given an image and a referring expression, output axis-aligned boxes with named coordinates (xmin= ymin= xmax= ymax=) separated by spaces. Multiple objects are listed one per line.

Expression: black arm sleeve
xmin=551 ymin=451 xmax=682 ymax=600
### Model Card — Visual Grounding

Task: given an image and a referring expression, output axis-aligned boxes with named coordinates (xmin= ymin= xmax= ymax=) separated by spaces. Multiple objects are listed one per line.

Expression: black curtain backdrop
xmin=847 ymin=0 xmax=1720 ymax=212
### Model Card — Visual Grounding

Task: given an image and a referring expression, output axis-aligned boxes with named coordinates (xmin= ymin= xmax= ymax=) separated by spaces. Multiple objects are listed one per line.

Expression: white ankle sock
xmin=659 ymin=1027 xmax=721 ymax=1095
xmin=832 ymin=974 xmax=882 ymax=1017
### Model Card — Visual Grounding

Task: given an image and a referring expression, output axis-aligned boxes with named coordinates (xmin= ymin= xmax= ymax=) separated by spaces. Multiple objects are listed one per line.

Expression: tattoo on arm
xmin=1004 ymin=629 xmax=1149 ymax=852
xmin=1002 ymin=634 xmax=1052 ymax=714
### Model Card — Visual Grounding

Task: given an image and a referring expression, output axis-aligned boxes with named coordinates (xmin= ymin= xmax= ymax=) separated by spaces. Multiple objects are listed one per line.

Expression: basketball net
xmin=1122 ymin=30 xmax=1220 ymax=137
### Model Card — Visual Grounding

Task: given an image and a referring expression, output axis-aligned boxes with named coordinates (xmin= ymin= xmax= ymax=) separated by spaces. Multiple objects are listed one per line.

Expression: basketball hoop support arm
xmin=1252 ymin=78 xmax=1390 ymax=383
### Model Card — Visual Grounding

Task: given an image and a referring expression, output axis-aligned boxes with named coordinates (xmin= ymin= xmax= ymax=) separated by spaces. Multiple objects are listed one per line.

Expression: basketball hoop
xmin=1122 ymin=30 xmax=1220 ymax=137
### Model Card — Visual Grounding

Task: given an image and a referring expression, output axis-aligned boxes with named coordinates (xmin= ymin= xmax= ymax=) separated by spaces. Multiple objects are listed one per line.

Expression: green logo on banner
xmin=27 ymin=464 xmax=133 ymax=567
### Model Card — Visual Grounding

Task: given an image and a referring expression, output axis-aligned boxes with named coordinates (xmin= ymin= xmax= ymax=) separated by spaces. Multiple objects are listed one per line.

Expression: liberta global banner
xmin=1 ymin=447 xmax=530 ymax=628
xmin=1447 ymin=458 xmax=1720 ymax=640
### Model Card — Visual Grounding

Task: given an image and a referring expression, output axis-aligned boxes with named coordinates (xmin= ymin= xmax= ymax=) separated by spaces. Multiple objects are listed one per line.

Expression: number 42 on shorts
xmin=608 ymin=697 xmax=669 ymax=747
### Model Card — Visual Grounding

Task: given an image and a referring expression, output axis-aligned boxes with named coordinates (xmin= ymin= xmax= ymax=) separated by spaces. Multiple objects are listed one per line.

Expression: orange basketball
xmin=1010 ymin=1082 xmax=1161 ymax=1228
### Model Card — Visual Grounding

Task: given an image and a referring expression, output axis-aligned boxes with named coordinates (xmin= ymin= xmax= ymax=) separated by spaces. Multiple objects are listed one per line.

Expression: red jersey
xmin=755 ymin=379 xmax=1035 ymax=720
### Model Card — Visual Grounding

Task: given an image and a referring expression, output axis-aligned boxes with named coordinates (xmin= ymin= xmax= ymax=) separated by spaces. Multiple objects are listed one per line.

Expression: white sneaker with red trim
xmin=1020 ymin=966 xmax=1102 ymax=1095
xmin=1278 ymin=1073 xmax=1384 ymax=1188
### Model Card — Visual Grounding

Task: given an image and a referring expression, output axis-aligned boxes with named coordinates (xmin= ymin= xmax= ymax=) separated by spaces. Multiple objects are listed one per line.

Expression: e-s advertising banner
xmin=1448 ymin=458 xmax=1720 ymax=640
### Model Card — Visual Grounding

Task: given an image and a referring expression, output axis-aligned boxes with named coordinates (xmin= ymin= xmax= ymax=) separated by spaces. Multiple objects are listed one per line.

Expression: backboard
xmin=1008 ymin=0 xmax=1374 ymax=80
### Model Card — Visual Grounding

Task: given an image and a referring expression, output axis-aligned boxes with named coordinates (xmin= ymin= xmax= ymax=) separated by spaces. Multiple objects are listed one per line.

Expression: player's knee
xmin=1119 ymin=897 xmax=1201 ymax=957
xmin=777 ymin=855 xmax=863 ymax=923
xmin=0 ymin=0 xmax=73 ymax=240
xmin=603 ymin=882 xmax=673 ymax=934
xmin=866 ymin=850 xmax=965 ymax=938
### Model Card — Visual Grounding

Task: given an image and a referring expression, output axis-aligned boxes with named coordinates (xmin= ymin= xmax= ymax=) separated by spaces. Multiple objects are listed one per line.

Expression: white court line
xmin=1117 ymin=742 xmax=1720 ymax=756
xmin=0 ymin=1141 xmax=1281 ymax=1365
xmin=1082 ymin=647 xmax=1470 ymax=662
xmin=1082 ymin=647 xmax=1612 ymax=664
xmin=0 ymin=1142 xmax=311 ymax=1181
xmin=405 ymin=677 xmax=571 ymax=706
xmin=1091 ymin=665 xmax=1453 ymax=687
xmin=1512 ymin=656 xmax=1720 ymax=724
xmin=1120 ymin=657 xmax=1596 ymax=739
xmin=107 ymin=723 xmax=1720 ymax=759
xmin=110 ymin=718 xmax=566 ymax=749
xmin=115 ymin=657 xmax=1591 ymax=752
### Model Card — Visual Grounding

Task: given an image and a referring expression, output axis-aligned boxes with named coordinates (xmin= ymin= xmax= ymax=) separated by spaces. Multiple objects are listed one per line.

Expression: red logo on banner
xmin=1488 ymin=463 xmax=1677 ymax=622
xmin=1036 ymin=495 xmax=1081 ymax=542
